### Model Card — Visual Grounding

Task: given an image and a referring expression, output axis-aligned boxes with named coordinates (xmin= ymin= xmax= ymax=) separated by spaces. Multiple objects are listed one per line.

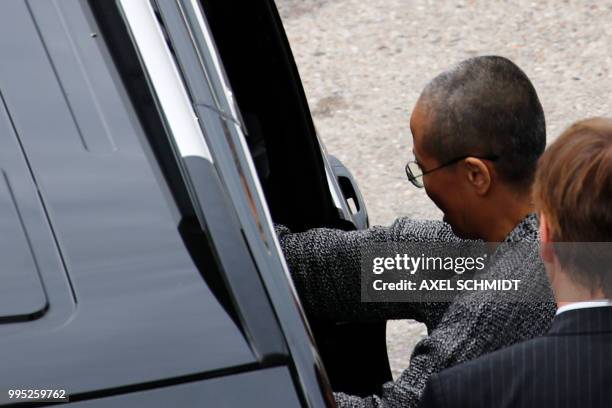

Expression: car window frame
xmin=117 ymin=1 xmax=335 ymax=405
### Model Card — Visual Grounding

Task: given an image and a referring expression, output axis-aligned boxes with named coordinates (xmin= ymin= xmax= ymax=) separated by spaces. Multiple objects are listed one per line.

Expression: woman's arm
xmin=276 ymin=218 xmax=457 ymax=323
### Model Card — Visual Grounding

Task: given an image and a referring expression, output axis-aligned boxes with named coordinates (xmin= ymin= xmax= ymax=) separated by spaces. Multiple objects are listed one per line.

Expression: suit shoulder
xmin=425 ymin=337 xmax=551 ymax=407
xmin=437 ymin=335 xmax=551 ymax=381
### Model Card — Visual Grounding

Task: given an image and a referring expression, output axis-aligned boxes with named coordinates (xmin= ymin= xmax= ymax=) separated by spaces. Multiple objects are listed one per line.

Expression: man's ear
xmin=463 ymin=157 xmax=491 ymax=195
xmin=539 ymin=212 xmax=555 ymax=263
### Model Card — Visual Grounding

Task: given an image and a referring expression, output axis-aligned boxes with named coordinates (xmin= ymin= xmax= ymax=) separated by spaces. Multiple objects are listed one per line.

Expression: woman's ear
xmin=463 ymin=157 xmax=491 ymax=195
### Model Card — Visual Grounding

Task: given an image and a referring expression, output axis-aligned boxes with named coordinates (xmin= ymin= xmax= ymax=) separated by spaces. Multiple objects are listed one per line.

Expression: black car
xmin=0 ymin=0 xmax=390 ymax=406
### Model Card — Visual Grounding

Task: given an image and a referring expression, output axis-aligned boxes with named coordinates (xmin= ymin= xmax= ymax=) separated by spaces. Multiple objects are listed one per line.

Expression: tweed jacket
xmin=276 ymin=214 xmax=556 ymax=408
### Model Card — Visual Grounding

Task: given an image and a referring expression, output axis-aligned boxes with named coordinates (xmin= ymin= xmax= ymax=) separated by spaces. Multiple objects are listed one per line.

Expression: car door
xmin=0 ymin=0 xmax=332 ymax=406
xmin=104 ymin=1 xmax=335 ymax=406
xmin=0 ymin=0 xmax=260 ymax=400
xmin=179 ymin=0 xmax=393 ymax=397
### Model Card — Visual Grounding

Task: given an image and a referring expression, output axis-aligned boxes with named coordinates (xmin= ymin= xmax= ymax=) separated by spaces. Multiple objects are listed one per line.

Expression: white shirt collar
xmin=556 ymin=300 xmax=612 ymax=316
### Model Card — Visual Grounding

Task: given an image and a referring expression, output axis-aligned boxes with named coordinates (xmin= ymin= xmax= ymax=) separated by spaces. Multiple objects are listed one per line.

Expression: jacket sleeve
xmin=275 ymin=218 xmax=456 ymax=323
xmin=330 ymin=300 xmax=499 ymax=408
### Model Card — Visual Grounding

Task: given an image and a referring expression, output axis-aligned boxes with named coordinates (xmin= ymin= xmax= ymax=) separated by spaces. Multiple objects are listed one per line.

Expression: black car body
xmin=0 ymin=0 xmax=388 ymax=406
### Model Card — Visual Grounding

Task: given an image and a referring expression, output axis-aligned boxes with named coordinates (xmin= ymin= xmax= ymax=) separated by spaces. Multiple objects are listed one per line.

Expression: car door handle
xmin=328 ymin=155 xmax=369 ymax=230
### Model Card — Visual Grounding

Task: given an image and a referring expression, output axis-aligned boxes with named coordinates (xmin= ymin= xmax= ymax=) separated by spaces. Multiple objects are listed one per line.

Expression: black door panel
xmin=0 ymin=0 xmax=255 ymax=395
xmin=65 ymin=367 xmax=301 ymax=407
xmin=197 ymin=0 xmax=392 ymax=396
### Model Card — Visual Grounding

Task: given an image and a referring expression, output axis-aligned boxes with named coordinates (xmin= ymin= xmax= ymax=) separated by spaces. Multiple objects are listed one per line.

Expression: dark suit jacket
xmin=419 ymin=306 xmax=612 ymax=408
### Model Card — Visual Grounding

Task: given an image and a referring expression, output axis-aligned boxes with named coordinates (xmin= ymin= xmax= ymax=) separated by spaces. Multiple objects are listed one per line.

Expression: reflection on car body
xmin=0 ymin=0 xmax=375 ymax=406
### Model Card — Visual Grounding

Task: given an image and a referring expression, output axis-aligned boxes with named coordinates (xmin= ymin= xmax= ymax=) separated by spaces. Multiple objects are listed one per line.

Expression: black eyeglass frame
xmin=405 ymin=154 xmax=500 ymax=188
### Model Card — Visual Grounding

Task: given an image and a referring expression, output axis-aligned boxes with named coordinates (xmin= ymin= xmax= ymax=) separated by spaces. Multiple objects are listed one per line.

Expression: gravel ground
xmin=274 ymin=0 xmax=612 ymax=379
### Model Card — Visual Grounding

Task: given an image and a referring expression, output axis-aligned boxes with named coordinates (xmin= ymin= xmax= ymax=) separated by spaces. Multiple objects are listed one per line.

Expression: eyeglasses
xmin=405 ymin=155 xmax=499 ymax=188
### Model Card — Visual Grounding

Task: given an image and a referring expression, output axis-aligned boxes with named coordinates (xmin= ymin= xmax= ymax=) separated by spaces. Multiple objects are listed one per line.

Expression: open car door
xmin=189 ymin=0 xmax=393 ymax=396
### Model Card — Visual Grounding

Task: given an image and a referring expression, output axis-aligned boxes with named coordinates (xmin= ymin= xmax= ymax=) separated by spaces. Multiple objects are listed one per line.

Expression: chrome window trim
xmin=117 ymin=0 xmax=213 ymax=162
xmin=174 ymin=0 xmax=308 ymax=298
xmin=186 ymin=0 xmax=241 ymax=121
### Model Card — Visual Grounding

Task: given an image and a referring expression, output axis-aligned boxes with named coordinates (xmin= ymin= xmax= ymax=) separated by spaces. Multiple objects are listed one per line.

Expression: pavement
xmin=274 ymin=0 xmax=612 ymax=379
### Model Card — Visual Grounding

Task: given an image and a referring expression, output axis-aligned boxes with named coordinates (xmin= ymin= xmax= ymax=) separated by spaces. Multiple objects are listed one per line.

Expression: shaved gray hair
xmin=419 ymin=56 xmax=546 ymax=190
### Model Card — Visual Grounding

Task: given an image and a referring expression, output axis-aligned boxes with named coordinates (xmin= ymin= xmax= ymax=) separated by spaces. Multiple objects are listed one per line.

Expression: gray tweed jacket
xmin=276 ymin=214 xmax=556 ymax=408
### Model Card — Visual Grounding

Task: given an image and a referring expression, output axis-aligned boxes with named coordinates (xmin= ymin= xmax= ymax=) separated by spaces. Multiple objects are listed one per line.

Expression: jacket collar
xmin=548 ymin=305 xmax=612 ymax=335
xmin=504 ymin=213 xmax=539 ymax=244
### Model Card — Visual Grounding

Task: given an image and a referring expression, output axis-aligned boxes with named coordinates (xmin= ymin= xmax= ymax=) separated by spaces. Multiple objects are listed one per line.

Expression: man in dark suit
xmin=419 ymin=117 xmax=612 ymax=408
